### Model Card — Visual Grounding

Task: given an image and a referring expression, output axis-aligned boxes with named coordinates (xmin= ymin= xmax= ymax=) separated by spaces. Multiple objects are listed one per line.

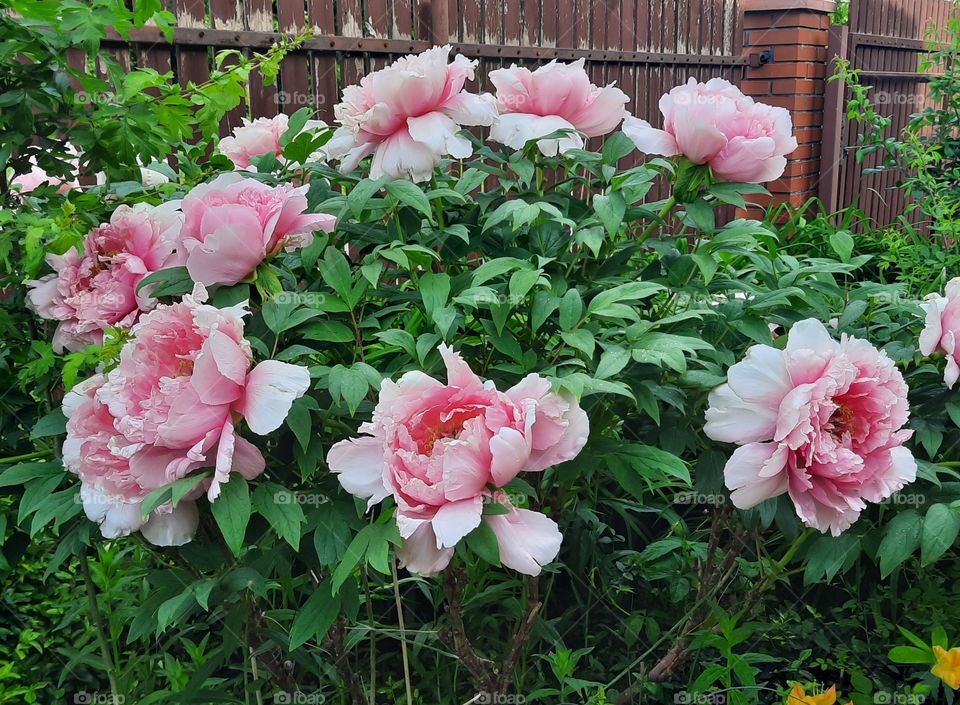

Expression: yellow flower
xmin=787 ymin=684 xmax=838 ymax=705
xmin=933 ymin=645 xmax=960 ymax=689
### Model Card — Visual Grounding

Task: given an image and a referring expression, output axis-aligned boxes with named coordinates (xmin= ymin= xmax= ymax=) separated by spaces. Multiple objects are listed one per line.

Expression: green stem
xmin=0 ymin=449 xmax=52 ymax=464
xmin=637 ymin=196 xmax=677 ymax=244
xmin=79 ymin=550 xmax=121 ymax=701
xmin=392 ymin=560 xmax=414 ymax=705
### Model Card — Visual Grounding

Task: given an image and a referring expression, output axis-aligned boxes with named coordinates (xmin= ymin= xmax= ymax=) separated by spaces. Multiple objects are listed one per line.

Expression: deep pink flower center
xmin=413 ymin=407 xmax=482 ymax=456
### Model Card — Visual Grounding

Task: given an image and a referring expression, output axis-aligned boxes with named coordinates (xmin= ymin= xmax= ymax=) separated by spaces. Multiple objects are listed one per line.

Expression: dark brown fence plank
xmin=246 ymin=0 xmax=278 ymax=117
xmin=309 ymin=0 xmax=339 ymax=121
xmin=278 ymin=0 xmax=310 ymax=114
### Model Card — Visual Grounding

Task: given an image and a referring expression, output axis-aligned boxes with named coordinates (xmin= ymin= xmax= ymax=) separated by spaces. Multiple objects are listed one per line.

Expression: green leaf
xmin=347 ymin=177 xmax=386 ymax=217
xmin=888 ymin=646 xmax=933 ymax=665
xmin=0 ymin=462 xmax=63 ymax=488
xmin=31 ymin=409 xmax=67 ymax=439
xmin=288 ymin=579 xmax=340 ymax=650
xmin=386 ymin=180 xmax=433 ymax=219
xmin=286 ymin=397 xmax=313 ymax=453
xmin=803 ymin=534 xmax=859 ymax=584
xmin=593 ymin=191 xmax=626 ymax=236
xmin=302 ymin=320 xmax=355 ymax=343
xmin=596 ymin=346 xmax=630 ymax=379
xmin=921 ymin=503 xmax=960 ymax=566
xmin=465 ymin=521 xmax=501 ymax=566
xmin=561 ymin=329 xmax=596 ymax=358
xmin=601 ymin=131 xmax=636 ymax=165
xmin=419 ymin=272 xmax=451 ymax=316
xmin=211 ymin=476 xmax=251 ymax=557
xmin=136 ymin=266 xmax=194 ymax=298
xmin=317 ymin=247 xmax=353 ymax=301
xmin=331 ymin=528 xmax=370 ymax=593
xmin=253 ymin=483 xmax=306 ymax=550
xmin=878 ymin=509 xmax=922 ymax=577
xmin=829 ymin=230 xmax=855 ymax=261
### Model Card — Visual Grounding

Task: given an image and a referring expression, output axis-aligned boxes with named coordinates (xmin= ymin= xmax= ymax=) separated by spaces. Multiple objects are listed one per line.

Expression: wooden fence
xmin=79 ymin=0 xmax=960 ymax=228
xmin=95 ymin=0 xmax=748 ymax=136
xmin=821 ymin=0 xmax=959 ymax=229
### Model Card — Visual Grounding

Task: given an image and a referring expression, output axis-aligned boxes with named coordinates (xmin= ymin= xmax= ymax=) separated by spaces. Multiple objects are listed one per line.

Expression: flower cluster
xmin=27 ymin=44 xmax=927 ymax=578
xmin=64 ymin=285 xmax=310 ymax=544
xmin=27 ymin=177 xmax=335 ymax=349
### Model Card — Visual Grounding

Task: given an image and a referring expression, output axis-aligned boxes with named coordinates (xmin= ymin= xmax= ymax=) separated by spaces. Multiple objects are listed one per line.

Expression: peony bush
xmin=5 ymin=40 xmax=960 ymax=705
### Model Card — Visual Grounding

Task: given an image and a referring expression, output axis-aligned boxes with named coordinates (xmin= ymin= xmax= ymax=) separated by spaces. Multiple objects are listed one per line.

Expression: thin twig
xmin=79 ymin=550 xmax=121 ymax=701
xmin=392 ymin=560 xmax=414 ymax=705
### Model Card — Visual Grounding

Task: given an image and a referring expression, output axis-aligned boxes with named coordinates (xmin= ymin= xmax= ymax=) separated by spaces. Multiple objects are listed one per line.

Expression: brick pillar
xmin=740 ymin=0 xmax=835 ymax=216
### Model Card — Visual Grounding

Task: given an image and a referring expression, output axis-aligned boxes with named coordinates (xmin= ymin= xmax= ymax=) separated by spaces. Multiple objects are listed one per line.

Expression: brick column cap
xmin=742 ymin=0 xmax=836 ymax=12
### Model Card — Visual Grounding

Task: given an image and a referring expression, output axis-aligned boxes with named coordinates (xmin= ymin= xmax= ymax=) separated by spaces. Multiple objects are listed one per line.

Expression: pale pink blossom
xmin=63 ymin=374 xmax=200 ymax=545
xmin=177 ymin=173 xmax=336 ymax=286
xmin=325 ymin=45 xmax=498 ymax=182
xmin=705 ymin=319 xmax=916 ymax=536
xmin=217 ymin=114 xmax=329 ymax=168
xmin=919 ymin=277 xmax=960 ymax=387
xmin=327 ymin=345 xmax=589 ymax=576
xmin=623 ymin=77 xmax=798 ymax=183
xmin=26 ymin=202 xmax=183 ymax=352
xmin=11 ymin=158 xmax=78 ymax=196
xmin=488 ymin=59 xmax=629 ymax=156
xmin=218 ymin=115 xmax=292 ymax=168
xmin=62 ymin=283 xmax=311 ymax=543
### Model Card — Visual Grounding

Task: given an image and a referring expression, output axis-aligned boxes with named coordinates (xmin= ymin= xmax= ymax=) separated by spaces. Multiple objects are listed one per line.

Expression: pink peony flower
xmin=63 ymin=283 xmax=311 ymax=544
xmin=26 ymin=202 xmax=184 ymax=352
xmin=919 ymin=277 xmax=960 ymax=387
xmin=327 ymin=345 xmax=589 ymax=576
xmin=63 ymin=375 xmax=200 ymax=545
xmin=704 ymin=319 xmax=916 ymax=536
xmin=488 ymin=58 xmax=629 ymax=156
xmin=218 ymin=115 xmax=292 ymax=168
xmin=11 ymin=158 xmax=78 ymax=196
xmin=623 ymin=77 xmax=798 ymax=183
xmin=217 ymin=114 xmax=328 ymax=168
xmin=325 ymin=45 xmax=498 ymax=182
xmin=177 ymin=173 xmax=336 ymax=286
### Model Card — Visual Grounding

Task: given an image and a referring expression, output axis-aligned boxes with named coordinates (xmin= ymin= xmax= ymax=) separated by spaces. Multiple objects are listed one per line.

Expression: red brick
xmin=746 ymin=28 xmax=829 ymax=46
xmin=789 ymin=110 xmax=825 ymax=127
xmin=747 ymin=61 xmax=826 ymax=79
xmin=772 ymin=78 xmax=822 ymax=94
xmin=760 ymin=94 xmax=824 ymax=110
xmin=741 ymin=79 xmax=773 ymax=94
xmin=774 ymin=45 xmax=827 ymax=62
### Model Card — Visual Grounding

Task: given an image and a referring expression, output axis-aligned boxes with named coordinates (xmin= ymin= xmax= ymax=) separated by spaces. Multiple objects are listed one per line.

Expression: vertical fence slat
xmin=210 ymin=0 xmax=246 ymax=133
xmin=246 ymin=0 xmax=278 ymax=117
xmin=309 ymin=1 xmax=339 ymax=121
xmin=278 ymin=0 xmax=310 ymax=114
